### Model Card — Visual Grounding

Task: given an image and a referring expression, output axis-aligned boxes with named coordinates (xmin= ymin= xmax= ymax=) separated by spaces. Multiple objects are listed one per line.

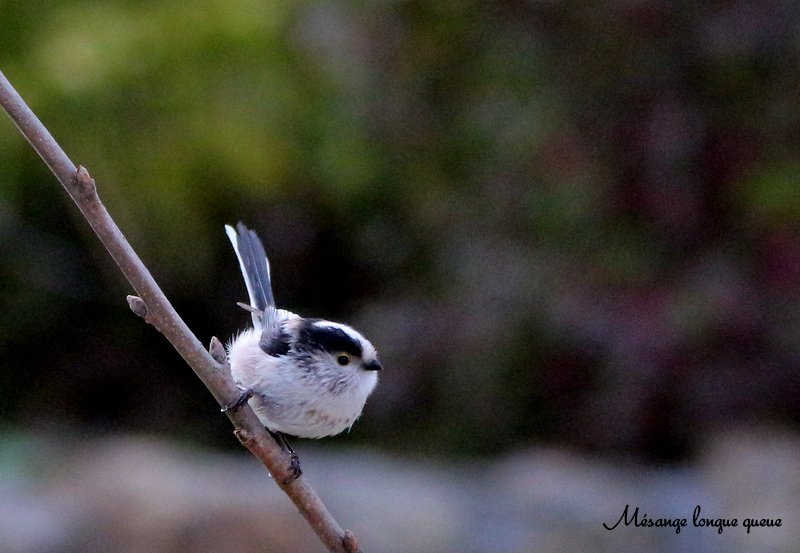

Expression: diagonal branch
xmin=0 ymin=69 xmax=362 ymax=553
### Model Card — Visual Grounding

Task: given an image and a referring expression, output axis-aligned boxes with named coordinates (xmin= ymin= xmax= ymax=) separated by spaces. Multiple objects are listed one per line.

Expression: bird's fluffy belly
xmin=250 ymin=394 xmax=363 ymax=438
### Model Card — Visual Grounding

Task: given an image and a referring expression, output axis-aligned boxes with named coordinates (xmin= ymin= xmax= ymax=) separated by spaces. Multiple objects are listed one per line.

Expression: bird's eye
xmin=337 ymin=354 xmax=350 ymax=366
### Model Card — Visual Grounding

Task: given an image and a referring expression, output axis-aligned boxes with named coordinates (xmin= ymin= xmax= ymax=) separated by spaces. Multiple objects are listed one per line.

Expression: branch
xmin=0 ymin=70 xmax=362 ymax=553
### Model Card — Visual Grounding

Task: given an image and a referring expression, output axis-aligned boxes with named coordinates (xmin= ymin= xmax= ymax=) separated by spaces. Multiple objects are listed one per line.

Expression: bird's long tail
xmin=225 ymin=222 xmax=276 ymax=330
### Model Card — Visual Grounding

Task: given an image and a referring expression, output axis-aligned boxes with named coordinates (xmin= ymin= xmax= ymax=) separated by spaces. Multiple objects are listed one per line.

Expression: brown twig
xmin=0 ymin=69 xmax=363 ymax=553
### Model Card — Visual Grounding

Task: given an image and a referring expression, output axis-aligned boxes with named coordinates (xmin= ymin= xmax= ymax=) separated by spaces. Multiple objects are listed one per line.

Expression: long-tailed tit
xmin=223 ymin=222 xmax=381 ymax=478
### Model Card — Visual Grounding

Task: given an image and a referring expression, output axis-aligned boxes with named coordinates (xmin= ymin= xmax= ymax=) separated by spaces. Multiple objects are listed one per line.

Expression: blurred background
xmin=2 ymin=1 xmax=800 ymax=551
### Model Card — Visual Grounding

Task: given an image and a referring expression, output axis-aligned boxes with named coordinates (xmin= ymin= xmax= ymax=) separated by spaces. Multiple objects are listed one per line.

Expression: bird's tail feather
xmin=225 ymin=222 xmax=275 ymax=329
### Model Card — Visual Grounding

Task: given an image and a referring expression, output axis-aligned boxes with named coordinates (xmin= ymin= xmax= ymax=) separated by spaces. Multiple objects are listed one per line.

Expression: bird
xmin=223 ymin=222 xmax=381 ymax=478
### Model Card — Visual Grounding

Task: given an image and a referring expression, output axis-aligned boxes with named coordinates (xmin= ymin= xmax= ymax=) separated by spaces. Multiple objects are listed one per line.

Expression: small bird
xmin=223 ymin=222 xmax=381 ymax=478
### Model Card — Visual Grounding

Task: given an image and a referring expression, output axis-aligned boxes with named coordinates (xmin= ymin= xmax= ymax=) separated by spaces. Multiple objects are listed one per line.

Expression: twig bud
xmin=126 ymin=295 xmax=147 ymax=319
xmin=209 ymin=336 xmax=227 ymax=364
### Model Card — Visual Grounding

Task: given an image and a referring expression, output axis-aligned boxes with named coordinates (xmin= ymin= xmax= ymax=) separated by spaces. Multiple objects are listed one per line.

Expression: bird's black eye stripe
xmin=297 ymin=320 xmax=363 ymax=357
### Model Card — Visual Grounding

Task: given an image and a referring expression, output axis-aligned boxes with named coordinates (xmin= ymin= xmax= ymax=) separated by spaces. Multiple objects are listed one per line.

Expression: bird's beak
xmin=363 ymin=359 xmax=383 ymax=371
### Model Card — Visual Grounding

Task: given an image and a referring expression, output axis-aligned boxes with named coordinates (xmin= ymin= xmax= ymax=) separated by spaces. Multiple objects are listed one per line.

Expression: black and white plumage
xmin=225 ymin=222 xmax=381 ymax=441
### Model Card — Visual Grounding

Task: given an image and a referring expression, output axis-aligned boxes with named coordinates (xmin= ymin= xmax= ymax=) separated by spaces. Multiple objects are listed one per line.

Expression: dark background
xmin=3 ymin=0 xmax=800 ymax=465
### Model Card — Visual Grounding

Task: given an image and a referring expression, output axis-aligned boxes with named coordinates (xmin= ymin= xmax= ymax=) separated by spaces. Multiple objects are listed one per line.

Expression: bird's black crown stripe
xmin=297 ymin=319 xmax=363 ymax=357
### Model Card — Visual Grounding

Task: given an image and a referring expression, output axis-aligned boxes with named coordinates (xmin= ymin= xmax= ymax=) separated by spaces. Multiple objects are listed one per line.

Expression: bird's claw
xmin=221 ymin=388 xmax=253 ymax=413
xmin=283 ymin=452 xmax=303 ymax=483
xmin=266 ymin=428 xmax=303 ymax=483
